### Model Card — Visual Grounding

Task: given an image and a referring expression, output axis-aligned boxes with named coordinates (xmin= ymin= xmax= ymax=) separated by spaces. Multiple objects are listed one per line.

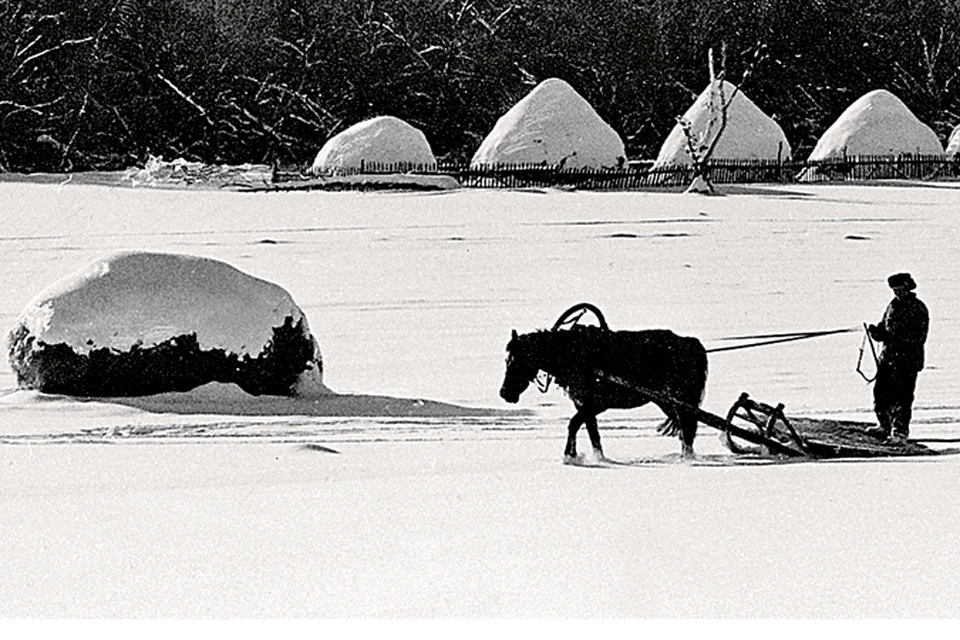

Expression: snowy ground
xmin=2 ymin=176 xmax=960 ymax=617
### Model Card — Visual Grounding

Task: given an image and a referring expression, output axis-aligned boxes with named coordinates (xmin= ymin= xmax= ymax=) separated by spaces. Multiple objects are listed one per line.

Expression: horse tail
xmin=677 ymin=338 xmax=709 ymax=449
xmin=659 ymin=338 xmax=708 ymax=439
xmin=696 ymin=340 xmax=709 ymax=407
xmin=677 ymin=336 xmax=708 ymax=406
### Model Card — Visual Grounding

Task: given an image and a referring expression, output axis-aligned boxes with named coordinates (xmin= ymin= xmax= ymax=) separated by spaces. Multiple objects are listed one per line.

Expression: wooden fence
xmin=277 ymin=154 xmax=960 ymax=191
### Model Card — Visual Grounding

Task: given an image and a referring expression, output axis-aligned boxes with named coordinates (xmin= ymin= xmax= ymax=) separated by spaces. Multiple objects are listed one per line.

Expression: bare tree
xmin=675 ymin=41 xmax=774 ymax=194
xmin=674 ymin=44 xmax=747 ymax=194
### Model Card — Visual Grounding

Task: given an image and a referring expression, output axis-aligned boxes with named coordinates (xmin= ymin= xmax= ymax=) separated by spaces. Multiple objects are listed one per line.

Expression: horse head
xmin=499 ymin=329 xmax=539 ymax=403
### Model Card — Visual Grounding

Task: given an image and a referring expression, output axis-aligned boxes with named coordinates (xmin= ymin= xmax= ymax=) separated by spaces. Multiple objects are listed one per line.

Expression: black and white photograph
xmin=2 ymin=0 xmax=960 ymax=621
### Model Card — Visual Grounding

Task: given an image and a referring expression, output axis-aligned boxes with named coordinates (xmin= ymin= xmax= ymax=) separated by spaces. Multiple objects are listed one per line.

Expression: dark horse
xmin=500 ymin=325 xmax=708 ymax=460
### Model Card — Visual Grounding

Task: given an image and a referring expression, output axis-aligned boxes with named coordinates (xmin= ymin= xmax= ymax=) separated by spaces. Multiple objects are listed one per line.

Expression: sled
xmin=597 ymin=372 xmax=940 ymax=459
xmin=719 ymin=392 xmax=938 ymax=458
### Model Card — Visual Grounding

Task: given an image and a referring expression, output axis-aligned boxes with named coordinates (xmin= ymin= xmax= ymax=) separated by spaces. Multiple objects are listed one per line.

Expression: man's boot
xmin=887 ymin=405 xmax=910 ymax=445
xmin=869 ymin=407 xmax=891 ymax=439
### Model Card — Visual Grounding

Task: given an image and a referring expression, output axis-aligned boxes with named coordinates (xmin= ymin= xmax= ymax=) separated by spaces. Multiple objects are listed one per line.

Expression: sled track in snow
xmin=0 ymin=413 xmax=681 ymax=447
xmin=3 ymin=410 xmax=959 ymax=451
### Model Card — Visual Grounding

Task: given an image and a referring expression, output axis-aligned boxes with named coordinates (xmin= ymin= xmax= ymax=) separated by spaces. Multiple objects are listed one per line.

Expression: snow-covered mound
xmin=310 ymin=116 xmax=437 ymax=175
xmin=470 ymin=78 xmax=626 ymax=169
xmin=798 ymin=90 xmax=944 ymax=181
xmin=7 ymin=252 xmax=328 ymax=397
xmin=806 ymin=90 xmax=943 ymax=160
xmin=946 ymin=124 xmax=960 ymax=157
xmin=653 ymin=80 xmax=792 ymax=169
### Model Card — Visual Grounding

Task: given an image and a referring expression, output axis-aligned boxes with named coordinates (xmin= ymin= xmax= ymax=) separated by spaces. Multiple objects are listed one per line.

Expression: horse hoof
xmin=563 ymin=454 xmax=584 ymax=465
xmin=681 ymin=445 xmax=696 ymax=460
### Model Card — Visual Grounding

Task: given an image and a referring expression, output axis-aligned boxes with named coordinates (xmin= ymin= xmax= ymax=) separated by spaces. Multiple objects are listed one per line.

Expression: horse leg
xmin=584 ymin=414 xmax=605 ymax=460
xmin=678 ymin=409 xmax=698 ymax=459
xmin=663 ymin=376 xmax=703 ymax=459
xmin=564 ymin=412 xmax=585 ymax=462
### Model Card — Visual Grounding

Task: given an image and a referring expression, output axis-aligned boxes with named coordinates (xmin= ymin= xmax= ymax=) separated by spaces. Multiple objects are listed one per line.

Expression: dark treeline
xmin=2 ymin=0 xmax=958 ymax=172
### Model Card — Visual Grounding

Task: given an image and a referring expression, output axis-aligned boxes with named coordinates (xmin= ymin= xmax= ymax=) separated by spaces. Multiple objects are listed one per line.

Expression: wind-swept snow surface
xmin=471 ymin=78 xmax=626 ymax=169
xmin=310 ymin=115 xmax=438 ymax=174
xmin=806 ymin=90 xmax=943 ymax=160
xmin=3 ymin=179 xmax=960 ymax=618
xmin=8 ymin=251 xmax=327 ymax=397
xmin=653 ymin=79 xmax=792 ymax=168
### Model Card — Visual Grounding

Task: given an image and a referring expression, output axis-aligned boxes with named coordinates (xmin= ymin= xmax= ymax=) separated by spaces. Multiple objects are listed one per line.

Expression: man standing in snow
xmin=867 ymin=273 xmax=929 ymax=444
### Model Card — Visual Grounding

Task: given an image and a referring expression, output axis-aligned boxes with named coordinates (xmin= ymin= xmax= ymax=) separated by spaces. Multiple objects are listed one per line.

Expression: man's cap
xmin=887 ymin=272 xmax=917 ymax=290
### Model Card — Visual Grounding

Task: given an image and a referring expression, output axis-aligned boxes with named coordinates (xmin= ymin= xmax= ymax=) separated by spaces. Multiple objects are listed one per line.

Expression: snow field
xmin=2 ymin=178 xmax=960 ymax=617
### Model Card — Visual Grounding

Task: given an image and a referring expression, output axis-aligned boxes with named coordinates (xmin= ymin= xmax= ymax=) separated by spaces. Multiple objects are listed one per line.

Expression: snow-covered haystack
xmin=310 ymin=116 xmax=438 ymax=175
xmin=652 ymin=80 xmax=792 ymax=170
xmin=946 ymin=124 xmax=960 ymax=157
xmin=471 ymin=78 xmax=626 ymax=169
xmin=799 ymin=90 xmax=943 ymax=181
xmin=7 ymin=252 xmax=329 ymax=398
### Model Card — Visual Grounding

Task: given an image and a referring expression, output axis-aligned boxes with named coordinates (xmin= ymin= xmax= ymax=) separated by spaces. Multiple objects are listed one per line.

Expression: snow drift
xmin=7 ymin=252 xmax=328 ymax=397
xmin=124 ymin=155 xmax=272 ymax=188
xmin=652 ymin=79 xmax=792 ymax=169
xmin=310 ymin=116 xmax=438 ymax=175
xmin=805 ymin=90 xmax=943 ymax=161
xmin=470 ymin=78 xmax=626 ymax=169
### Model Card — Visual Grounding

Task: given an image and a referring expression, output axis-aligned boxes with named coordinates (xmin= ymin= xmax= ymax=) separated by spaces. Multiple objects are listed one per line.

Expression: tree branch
xmin=12 ymin=36 xmax=94 ymax=77
xmin=155 ymin=72 xmax=214 ymax=126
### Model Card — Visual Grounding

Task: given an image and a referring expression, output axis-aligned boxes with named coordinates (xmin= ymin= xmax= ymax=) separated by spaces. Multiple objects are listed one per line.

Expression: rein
xmin=705 ymin=327 xmax=858 ymax=353
xmin=856 ymin=323 xmax=880 ymax=383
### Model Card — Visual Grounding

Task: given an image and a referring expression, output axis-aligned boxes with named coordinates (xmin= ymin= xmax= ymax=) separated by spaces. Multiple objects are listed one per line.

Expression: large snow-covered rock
xmin=653 ymin=80 xmax=792 ymax=169
xmin=946 ymin=124 xmax=960 ymax=157
xmin=7 ymin=252 xmax=328 ymax=397
xmin=311 ymin=116 xmax=437 ymax=175
xmin=806 ymin=90 xmax=943 ymax=160
xmin=471 ymin=78 xmax=626 ymax=169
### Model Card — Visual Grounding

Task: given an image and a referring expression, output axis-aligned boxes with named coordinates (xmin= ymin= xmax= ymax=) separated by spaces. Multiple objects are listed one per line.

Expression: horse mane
xmin=527 ymin=324 xmax=605 ymax=342
xmin=515 ymin=325 xmax=611 ymax=384
xmin=525 ymin=324 xmax=625 ymax=352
